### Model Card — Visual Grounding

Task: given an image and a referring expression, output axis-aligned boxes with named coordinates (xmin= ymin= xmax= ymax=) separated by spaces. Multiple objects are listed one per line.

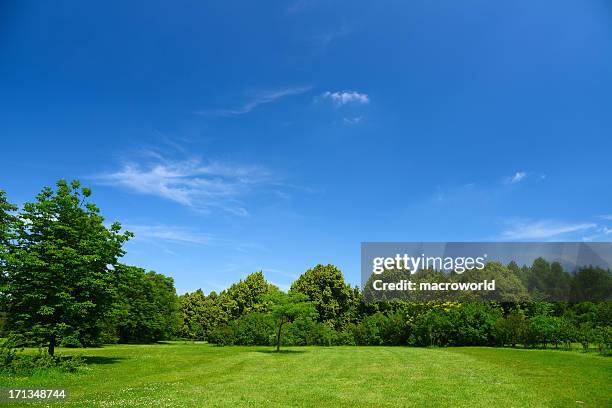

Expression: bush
xmin=0 ymin=334 xmax=23 ymax=368
xmin=1 ymin=344 xmax=85 ymax=375
xmin=379 ymin=310 xmax=410 ymax=345
xmin=352 ymin=313 xmax=386 ymax=346
xmin=577 ymin=322 xmax=596 ymax=351
xmin=451 ymin=303 xmax=501 ymax=346
xmin=285 ymin=319 xmax=337 ymax=346
xmin=60 ymin=334 xmax=83 ymax=348
xmin=230 ymin=313 xmax=275 ymax=346
xmin=335 ymin=329 xmax=356 ymax=346
xmin=409 ymin=310 xmax=453 ymax=347
xmin=208 ymin=324 xmax=236 ymax=346
xmin=59 ymin=355 xmax=85 ymax=373
xmin=493 ymin=310 xmax=526 ymax=347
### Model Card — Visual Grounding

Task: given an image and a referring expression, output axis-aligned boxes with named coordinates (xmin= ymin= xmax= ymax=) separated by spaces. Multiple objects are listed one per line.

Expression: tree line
xmin=179 ymin=264 xmax=611 ymax=352
xmin=1 ymin=180 xmax=611 ymax=356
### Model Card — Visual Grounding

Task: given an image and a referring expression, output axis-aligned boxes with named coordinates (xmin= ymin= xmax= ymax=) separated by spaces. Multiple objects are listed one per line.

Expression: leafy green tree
xmin=229 ymin=312 xmax=276 ymax=346
xmin=570 ymin=266 xmax=612 ymax=302
xmin=5 ymin=180 xmax=131 ymax=355
xmin=266 ymin=291 xmax=316 ymax=351
xmin=410 ymin=309 xmax=453 ymax=347
xmin=111 ymin=265 xmax=180 ymax=343
xmin=494 ymin=310 xmax=526 ymax=347
xmin=527 ymin=258 xmax=550 ymax=296
xmin=452 ymin=302 xmax=502 ymax=346
xmin=559 ymin=317 xmax=576 ymax=349
xmin=456 ymin=262 xmax=530 ymax=302
xmin=0 ymin=190 xmax=18 ymax=333
xmin=530 ymin=314 xmax=559 ymax=349
xmin=352 ymin=312 xmax=386 ymax=346
xmin=291 ymin=264 xmax=356 ymax=328
xmin=179 ymin=289 xmax=208 ymax=339
xmin=577 ymin=322 xmax=596 ymax=351
xmin=545 ymin=262 xmax=571 ymax=300
xmin=222 ymin=271 xmax=276 ymax=319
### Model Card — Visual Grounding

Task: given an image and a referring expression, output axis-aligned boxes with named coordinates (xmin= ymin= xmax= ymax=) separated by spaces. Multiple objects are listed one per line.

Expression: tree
xmin=570 ymin=266 xmax=612 ymax=302
xmin=110 ymin=265 xmax=180 ymax=343
xmin=456 ymin=262 xmax=530 ymax=303
xmin=5 ymin=180 xmax=132 ymax=355
xmin=222 ymin=271 xmax=276 ymax=319
xmin=291 ymin=264 xmax=356 ymax=328
xmin=545 ymin=262 xmax=571 ymax=301
xmin=527 ymin=257 xmax=550 ymax=295
xmin=494 ymin=310 xmax=526 ymax=347
xmin=266 ymin=291 xmax=316 ymax=351
xmin=0 ymin=190 xmax=18 ymax=334
xmin=179 ymin=289 xmax=208 ymax=340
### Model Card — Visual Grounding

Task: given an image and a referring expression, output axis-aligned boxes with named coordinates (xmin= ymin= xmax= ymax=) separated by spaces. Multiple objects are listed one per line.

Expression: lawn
xmin=1 ymin=343 xmax=610 ymax=407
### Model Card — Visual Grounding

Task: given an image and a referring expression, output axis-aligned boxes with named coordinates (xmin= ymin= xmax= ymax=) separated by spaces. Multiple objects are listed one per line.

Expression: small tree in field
xmin=5 ymin=180 xmax=132 ymax=355
xmin=266 ymin=292 xmax=316 ymax=352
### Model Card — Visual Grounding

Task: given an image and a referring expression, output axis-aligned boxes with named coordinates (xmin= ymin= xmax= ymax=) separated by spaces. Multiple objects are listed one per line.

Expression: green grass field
xmin=1 ymin=343 xmax=610 ymax=407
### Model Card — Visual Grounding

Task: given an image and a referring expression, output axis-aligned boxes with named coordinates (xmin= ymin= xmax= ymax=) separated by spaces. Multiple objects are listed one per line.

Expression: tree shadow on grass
xmin=256 ymin=349 xmax=308 ymax=355
xmin=80 ymin=356 xmax=126 ymax=365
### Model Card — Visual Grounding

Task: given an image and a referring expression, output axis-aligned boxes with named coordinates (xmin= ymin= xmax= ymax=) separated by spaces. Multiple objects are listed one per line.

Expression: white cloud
xmin=343 ymin=116 xmax=363 ymax=125
xmin=599 ymin=215 xmax=612 ymax=221
xmin=199 ymin=86 xmax=311 ymax=116
xmin=95 ymin=155 xmax=272 ymax=216
xmin=311 ymin=25 xmax=353 ymax=49
xmin=501 ymin=219 xmax=597 ymax=240
xmin=262 ymin=268 xmax=299 ymax=280
xmin=509 ymin=171 xmax=527 ymax=184
xmin=126 ymin=224 xmax=214 ymax=246
xmin=322 ymin=90 xmax=369 ymax=106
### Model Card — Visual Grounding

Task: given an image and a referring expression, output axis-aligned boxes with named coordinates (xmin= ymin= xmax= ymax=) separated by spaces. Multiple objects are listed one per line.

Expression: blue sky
xmin=1 ymin=0 xmax=611 ymax=293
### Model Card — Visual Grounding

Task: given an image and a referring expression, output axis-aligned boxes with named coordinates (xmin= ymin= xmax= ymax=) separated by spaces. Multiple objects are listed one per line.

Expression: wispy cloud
xmin=199 ymin=86 xmax=311 ymax=116
xmin=312 ymin=25 xmax=353 ymax=49
xmin=343 ymin=116 xmax=363 ymax=125
xmin=500 ymin=219 xmax=597 ymax=240
xmin=262 ymin=268 xmax=300 ymax=280
xmin=599 ymin=215 xmax=612 ymax=221
xmin=508 ymin=171 xmax=527 ymax=184
xmin=94 ymin=154 xmax=273 ymax=216
xmin=126 ymin=224 xmax=214 ymax=246
xmin=322 ymin=90 xmax=369 ymax=106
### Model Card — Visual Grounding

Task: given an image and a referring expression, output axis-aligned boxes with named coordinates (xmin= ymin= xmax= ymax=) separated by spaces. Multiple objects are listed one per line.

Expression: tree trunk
xmin=48 ymin=334 xmax=56 ymax=356
xmin=276 ymin=320 xmax=284 ymax=352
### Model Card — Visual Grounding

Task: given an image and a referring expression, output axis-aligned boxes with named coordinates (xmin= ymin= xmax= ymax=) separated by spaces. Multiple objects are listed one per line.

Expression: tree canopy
xmin=3 ymin=180 xmax=132 ymax=354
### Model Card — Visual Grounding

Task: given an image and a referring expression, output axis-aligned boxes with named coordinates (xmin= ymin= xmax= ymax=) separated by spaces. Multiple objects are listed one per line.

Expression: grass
xmin=1 ymin=343 xmax=610 ymax=407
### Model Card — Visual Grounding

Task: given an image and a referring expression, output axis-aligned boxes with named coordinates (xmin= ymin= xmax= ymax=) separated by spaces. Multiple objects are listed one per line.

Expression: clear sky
xmin=1 ymin=0 xmax=611 ymax=293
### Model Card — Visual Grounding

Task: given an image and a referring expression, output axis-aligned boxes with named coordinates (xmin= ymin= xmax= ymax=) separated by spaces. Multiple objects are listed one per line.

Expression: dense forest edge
xmin=1 ymin=181 xmax=611 ymax=374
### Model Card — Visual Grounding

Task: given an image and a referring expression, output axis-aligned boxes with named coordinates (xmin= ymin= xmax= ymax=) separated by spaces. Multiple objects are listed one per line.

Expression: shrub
xmin=59 ymin=355 xmax=85 ymax=373
xmin=229 ymin=313 xmax=275 ymax=346
xmin=60 ymin=334 xmax=83 ymax=348
xmin=409 ymin=310 xmax=453 ymax=347
xmin=352 ymin=313 xmax=387 ymax=346
xmin=0 ymin=334 xmax=23 ymax=368
xmin=335 ymin=329 xmax=356 ymax=346
xmin=451 ymin=303 xmax=501 ymax=346
xmin=208 ymin=324 xmax=236 ymax=346
xmin=493 ymin=310 xmax=526 ymax=347
xmin=379 ymin=310 xmax=410 ymax=345
xmin=1 ymin=344 xmax=85 ymax=375
xmin=577 ymin=322 xmax=596 ymax=351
